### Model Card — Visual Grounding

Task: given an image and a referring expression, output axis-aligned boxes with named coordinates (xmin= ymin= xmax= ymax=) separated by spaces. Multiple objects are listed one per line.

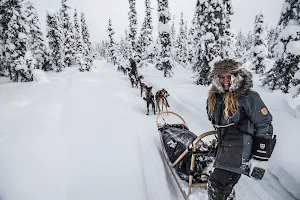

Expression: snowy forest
xmin=1 ymin=0 xmax=300 ymax=200
xmin=0 ymin=0 xmax=299 ymax=98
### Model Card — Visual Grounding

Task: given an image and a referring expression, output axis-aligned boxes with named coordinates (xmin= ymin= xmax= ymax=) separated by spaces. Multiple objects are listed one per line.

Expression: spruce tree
xmin=136 ymin=0 xmax=153 ymax=63
xmin=124 ymin=29 xmax=130 ymax=60
xmin=23 ymin=0 xmax=48 ymax=70
xmin=171 ymin=15 xmax=176 ymax=46
xmin=262 ymin=0 xmax=300 ymax=95
xmin=170 ymin=15 xmax=177 ymax=61
xmin=235 ymin=30 xmax=246 ymax=60
xmin=2 ymin=0 xmax=33 ymax=81
xmin=223 ymin=0 xmax=235 ymax=59
xmin=128 ymin=0 xmax=138 ymax=60
xmin=157 ymin=0 xmax=173 ymax=77
xmin=187 ymin=16 xmax=196 ymax=64
xmin=189 ymin=0 xmax=202 ymax=66
xmin=81 ymin=12 xmax=92 ymax=71
xmin=242 ymin=30 xmax=254 ymax=62
xmin=99 ymin=41 xmax=106 ymax=60
xmin=107 ymin=19 xmax=117 ymax=65
xmin=176 ymin=13 xmax=188 ymax=66
xmin=46 ymin=10 xmax=64 ymax=72
xmin=0 ymin=0 xmax=10 ymax=76
xmin=267 ymin=26 xmax=281 ymax=58
xmin=119 ymin=37 xmax=126 ymax=62
xmin=61 ymin=0 xmax=75 ymax=68
xmin=193 ymin=0 xmax=228 ymax=85
xmin=73 ymin=9 xmax=84 ymax=71
xmin=252 ymin=12 xmax=268 ymax=74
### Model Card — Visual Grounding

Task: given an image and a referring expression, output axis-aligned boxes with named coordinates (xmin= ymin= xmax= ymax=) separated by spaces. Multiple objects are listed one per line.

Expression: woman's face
xmin=219 ymin=73 xmax=231 ymax=91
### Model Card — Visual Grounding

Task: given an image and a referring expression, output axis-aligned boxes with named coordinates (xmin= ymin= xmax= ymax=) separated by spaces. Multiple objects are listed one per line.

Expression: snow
xmin=0 ymin=60 xmax=299 ymax=200
xmin=6 ymin=42 xmax=16 ymax=51
xmin=254 ymin=44 xmax=268 ymax=56
xmin=32 ymin=69 xmax=49 ymax=82
xmin=15 ymin=64 xmax=27 ymax=70
xmin=46 ymin=9 xmax=56 ymax=17
xmin=278 ymin=20 xmax=300 ymax=40
xmin=274 ymin=41 xmax=285 ymax=58
xmin=286 ymin=40 xmax=300 ymax=55
xmin=158 ymin=23 xmax=171 ymax=33
xmin=281 ymin=2 xmax=291 ymax=14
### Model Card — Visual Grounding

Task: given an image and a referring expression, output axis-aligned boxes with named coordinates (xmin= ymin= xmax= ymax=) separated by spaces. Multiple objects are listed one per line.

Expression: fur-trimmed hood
xmin=209 ymin=59 xmax=253 ymax=96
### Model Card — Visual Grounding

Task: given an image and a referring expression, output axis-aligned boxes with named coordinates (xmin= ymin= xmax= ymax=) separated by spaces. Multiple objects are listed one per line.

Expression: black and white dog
xmin=143 ymin=86 xmax=156 ymax=115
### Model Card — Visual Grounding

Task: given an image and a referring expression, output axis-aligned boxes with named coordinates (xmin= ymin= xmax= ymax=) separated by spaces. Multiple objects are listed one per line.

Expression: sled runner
xmin=156 ymin=111 xmax=217 ymax=200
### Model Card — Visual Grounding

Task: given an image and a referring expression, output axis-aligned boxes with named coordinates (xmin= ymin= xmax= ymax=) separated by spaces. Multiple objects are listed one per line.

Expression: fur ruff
xmin=210 ymin=60 xmax=253 ymax=96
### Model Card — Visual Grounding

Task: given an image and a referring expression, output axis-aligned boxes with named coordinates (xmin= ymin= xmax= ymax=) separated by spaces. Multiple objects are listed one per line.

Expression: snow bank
xmin=32 ymin=69 xmax=49 ymax=82
xmin=246 ymin=60 xmax=300 ymax=199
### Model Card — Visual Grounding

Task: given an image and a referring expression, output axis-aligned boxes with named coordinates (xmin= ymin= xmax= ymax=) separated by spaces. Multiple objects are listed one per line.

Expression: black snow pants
xmin=208 ymin=168 xmax=241 ymax=200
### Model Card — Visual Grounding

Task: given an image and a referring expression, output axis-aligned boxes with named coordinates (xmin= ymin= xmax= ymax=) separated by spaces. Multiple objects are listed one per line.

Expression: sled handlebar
xmin=191 ymin=130 xmax=217 ymax=151
xmin=171 ymin=130 xmax=217 ymax=167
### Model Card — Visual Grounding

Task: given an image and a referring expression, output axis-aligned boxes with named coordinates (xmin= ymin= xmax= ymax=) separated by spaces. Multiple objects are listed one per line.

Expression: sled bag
xmin=159 ymin=124 xmax=196 ymax=164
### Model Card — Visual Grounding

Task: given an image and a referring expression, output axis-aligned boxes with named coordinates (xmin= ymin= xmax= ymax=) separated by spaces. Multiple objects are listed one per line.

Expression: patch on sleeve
xmin=261 ymin=107 xmax=268 ymax=115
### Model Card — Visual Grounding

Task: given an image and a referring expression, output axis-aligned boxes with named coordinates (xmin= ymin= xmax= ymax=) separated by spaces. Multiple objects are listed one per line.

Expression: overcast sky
xmin=32 ymin=0 xmax=285 ymax=43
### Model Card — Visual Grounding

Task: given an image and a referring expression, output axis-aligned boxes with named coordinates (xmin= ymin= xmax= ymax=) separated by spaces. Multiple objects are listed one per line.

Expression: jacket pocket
xmin=216 ymin=140 xmax=243 ymax=167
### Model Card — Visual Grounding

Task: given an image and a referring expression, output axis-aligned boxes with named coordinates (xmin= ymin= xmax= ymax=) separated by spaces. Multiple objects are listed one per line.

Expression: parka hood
xmin=209 ymin=59 xmax=253 ymax=96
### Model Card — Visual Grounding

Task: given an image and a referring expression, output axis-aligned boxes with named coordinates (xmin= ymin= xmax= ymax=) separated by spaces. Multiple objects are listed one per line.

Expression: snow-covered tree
xmin=234 ymin=30 xmax=246 ymax=60
xmin=98 ymin=41 xmax=105 ymax=59
xmin=128 ymin=0 xmax=138 ymax=60
xmin=61 ymin=0 xmax=75 ymax=68
xmin=73 ymin=9 xmax=84 ymax=71
xmin=123 ymin=29 xmax=130 ymax=60
xmin=170 ymin=15 xmax=177 ymax=61
xmin=81 ymin=12 xmax=92 ymax=71
xmin=145 ymin=38 xmax=161 ymax=64
xmin=175 ymin=13 xmax=188 ymax=66
xmin=252 ymin=13 xmax=268 ymax=74
xmin=137 ymin=0 xmax=153 ymax=61
xmin=157 ymin=0 xmax=173 ymax=77
xmin=223 ymin=0 xmax=235 ymax=59
xmin=0 ymin=0 xmax=10 ymax=76
xmin=267 ymin=26 xmax=281 ymax=58
xmin=119 ymin=36 xmax=127 ymax=61
xmin=107 ymin=19 xmax=117 ymax=65
xmin=188 ymin=0 xmax=203 ymax=66
xmin=224 ymin=30 xmax=236 ymax=59
xmin=23 ymin=0 xmax=48 ymax=70
xmin=99 ymin=40 xmax=108 ymax=60
xmin=187 ymin=16 xmax=196 ymax=64
xmin=2 ymin=0 xmax=33 ymax=81
xmin=242 ymin=30 xmax=254 ymax=62
xmin=46 ymin=10 xmax=64 ymax=72
xmin=171 ymin=15 xmax=176 ymax=45
xmin=262 ymin=0 xmax=300 ymax=96
xmin=193 ymin=0 xmax=229 ymax=85
xmin=80 ymin=12 xmax=92 ymax=53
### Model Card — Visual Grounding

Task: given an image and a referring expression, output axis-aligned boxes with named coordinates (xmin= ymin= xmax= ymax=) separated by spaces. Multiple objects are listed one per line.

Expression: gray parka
xmin=206 ymin=61 xmax=273 ymax=175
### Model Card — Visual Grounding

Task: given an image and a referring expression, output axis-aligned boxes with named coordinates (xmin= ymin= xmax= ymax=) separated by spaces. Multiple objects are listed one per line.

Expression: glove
xmin=248 ymin=157 xmax=268 ymax=180
xmin=248 ymin=135 xmax=276 ymax=180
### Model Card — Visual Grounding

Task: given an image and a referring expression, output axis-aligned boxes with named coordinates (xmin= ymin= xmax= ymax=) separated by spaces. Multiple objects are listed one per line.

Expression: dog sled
xmin=156 ymin=111 xmax=217 ymax=200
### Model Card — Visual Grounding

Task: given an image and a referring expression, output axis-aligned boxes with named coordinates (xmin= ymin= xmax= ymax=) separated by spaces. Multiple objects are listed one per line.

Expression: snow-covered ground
xmin=0 ymin=60 xmax=299 ymax=200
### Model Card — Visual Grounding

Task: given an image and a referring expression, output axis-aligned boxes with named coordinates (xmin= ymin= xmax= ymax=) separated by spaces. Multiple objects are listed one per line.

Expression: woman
xmin=206 ymin=59 xmax=276 ymax=200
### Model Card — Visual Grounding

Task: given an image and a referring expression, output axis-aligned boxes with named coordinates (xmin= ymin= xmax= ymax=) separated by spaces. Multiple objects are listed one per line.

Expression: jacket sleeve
xmin=243 ymin=91 xmax=273 ymax=138
xmin=206 ymin=98 xmax=215 ymax=125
